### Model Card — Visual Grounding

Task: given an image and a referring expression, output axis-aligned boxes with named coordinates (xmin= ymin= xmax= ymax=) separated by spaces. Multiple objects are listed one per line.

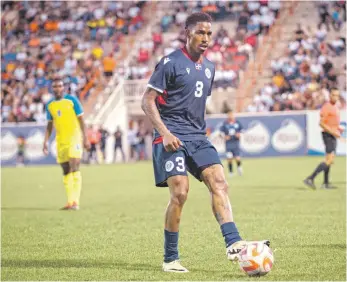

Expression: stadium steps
xmin=83 ymin=2 xmax=158 ymax=119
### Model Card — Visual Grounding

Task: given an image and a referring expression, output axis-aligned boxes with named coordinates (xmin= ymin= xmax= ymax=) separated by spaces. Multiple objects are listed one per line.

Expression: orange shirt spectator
xmin=53 ymin=42 xmax=62 ymax=53
xmin=6 ymin=62 xmax=16 ymax=73
xmin=29 ymin=21 xmax=39 ymax=33
xmin=88 ymin=128 xmax=101 ymax=145
xmin=37 ymin=60 xmax=46 ymax=71
xmin=272 ymin=73 xmax=285 ymax=88
xmin=28 ymin=37 xmax=40 ymax=47
xmin=44 ymin=20 xmax=59 ymax=31
xmin=116 ymin=18 xmax=125 ymax=29
xmin=103 ymin=55 xmax=116 ymax=73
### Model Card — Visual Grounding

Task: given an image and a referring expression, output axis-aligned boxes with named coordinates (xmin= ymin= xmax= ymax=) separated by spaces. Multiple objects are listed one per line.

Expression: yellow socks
xmin=63 ymin=173 xmax=74 ymax=206
xmin=72 ymin=171 xmax=82 ymax=206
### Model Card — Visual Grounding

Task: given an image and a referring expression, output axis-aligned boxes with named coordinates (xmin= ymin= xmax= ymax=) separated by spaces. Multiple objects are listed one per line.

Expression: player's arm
xmin=142 ymin=56 xmax=182 ymax=152
xmin=43 ymin=104 xmax=53 ymax=155
xmin=70 ymin=95 xmax=91 ymax=150
xmin=319 ymin=105 xmax=340 ymax=138
xmin=236 ymin=122 xmax=243 ymax=139
xmin=43 ymin=121 xmax=53 ymax=155
xmin=77 ymin=115 xmax=90 ymax=150
xmin=141 ymin=88 xmax=182 ymax=152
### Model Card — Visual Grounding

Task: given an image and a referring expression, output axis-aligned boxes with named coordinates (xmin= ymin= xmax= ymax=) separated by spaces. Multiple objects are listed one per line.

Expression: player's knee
xmin=171 ymin=190 xmax=188 ymax=206
xmin=211 ymin=174 xmax=229 ymax=195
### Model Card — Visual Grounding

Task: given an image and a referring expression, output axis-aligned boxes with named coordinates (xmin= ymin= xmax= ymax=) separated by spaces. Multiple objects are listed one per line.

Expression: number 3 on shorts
xmin=175 ymin=157 xmax=185 ymax=172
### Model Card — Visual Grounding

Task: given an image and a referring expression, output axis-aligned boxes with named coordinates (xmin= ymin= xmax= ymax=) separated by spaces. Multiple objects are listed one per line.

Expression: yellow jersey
xmin=46 ymin=94 xmax=84 ymax=144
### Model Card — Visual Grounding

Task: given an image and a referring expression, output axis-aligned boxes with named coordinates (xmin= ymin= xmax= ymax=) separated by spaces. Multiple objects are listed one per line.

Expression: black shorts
xmin=322 ymin=132 xmax=337 ymax=154
xmin=104 ymin=71 xmax=113 ymax=77
xmin=90 ymin=144 xmax=97 ymax=152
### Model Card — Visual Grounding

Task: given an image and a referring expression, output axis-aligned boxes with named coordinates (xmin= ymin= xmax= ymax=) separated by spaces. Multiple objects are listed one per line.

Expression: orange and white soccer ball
xmin=238 ymin=242 xmax=274 ymax=277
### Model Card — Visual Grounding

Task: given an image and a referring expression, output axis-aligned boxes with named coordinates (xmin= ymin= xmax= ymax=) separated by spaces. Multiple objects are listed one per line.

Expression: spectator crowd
xmin=247 ymin=1 xmax=346 ymax=112
xmin=123 ymin=0 xmax=282 ymax=91
xmin=1 ymin=0 xmax=145 ymax=123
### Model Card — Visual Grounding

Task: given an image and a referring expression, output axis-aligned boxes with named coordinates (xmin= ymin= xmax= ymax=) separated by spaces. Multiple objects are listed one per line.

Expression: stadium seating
xmin=1 ymin=1 xmax=146 ymax=123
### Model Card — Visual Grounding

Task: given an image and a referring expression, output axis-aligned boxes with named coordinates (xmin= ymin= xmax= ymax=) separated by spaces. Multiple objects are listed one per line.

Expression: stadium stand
xmin=1 ymin=0 xmax=147 ymax=123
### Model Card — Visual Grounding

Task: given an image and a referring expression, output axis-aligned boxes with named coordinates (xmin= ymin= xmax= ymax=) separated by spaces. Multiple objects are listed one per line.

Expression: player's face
xmin=330 ymin=90 xmax=340 ymax=104
xmin=52 ymin=81 xmax=64 ymax=99
xmin=228 ymin=111 xmax=234 ymax=121
xmin=187 ymin=22 xmax=212 ymax=54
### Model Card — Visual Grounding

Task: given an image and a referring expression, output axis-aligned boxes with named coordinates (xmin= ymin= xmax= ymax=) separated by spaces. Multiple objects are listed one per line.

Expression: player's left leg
xmin=68 ymin=141 xmax=84 ymax=209
xmin=304 ymin=133 xmax=336 ymax=189
xmin=69 ymin=158 xmax=82 ymax=210
xmin=187 ymin=140 xmax=270 ymax=261
xmin=321 ymin=152 xmax=337 ymax=189
xmin=233 ymin=146 xmax=242 ymax=176
xmin=60 ymin=162 xmax=75 ymax=210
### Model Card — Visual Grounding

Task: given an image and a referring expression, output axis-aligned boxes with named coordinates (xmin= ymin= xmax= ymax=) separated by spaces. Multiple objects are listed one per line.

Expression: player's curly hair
xmin=185 ymin=12 xmax=212 ymax=30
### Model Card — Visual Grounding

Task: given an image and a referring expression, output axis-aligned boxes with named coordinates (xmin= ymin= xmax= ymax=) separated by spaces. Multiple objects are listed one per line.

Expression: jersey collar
xmin=181 ymin=47 xmax=203 ymax=64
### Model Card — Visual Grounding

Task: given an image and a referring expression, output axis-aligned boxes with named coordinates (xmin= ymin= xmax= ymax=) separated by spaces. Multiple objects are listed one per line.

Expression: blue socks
xmin=164 ymin=230 xmax=179 ymax=262
xmin=221 ymin=222 xmax=242 ymax=247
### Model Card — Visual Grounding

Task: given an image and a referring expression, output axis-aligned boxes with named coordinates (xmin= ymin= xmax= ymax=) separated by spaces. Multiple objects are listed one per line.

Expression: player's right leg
xmin=226 ymin=151 xmax=234 ymax=178
xmin=304 ymin=133 xmax=335 ymax=189
xmin=57 ymin=144 xmax=75 ymax=210
xmin=152 ymin=141 xmax=189 ymax=272
xmin=162 ymin=175 xmax=189 ymax=273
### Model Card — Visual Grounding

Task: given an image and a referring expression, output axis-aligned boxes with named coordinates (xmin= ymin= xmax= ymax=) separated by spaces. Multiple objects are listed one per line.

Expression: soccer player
xmin=220 ymin=110 xmax=243 ymax=177
xmin=141 ymin=12 xmax=269 ymax=272
xmin=43 ymin=77 xmax=90 ymax=210
xmin=304 ymin=88 xmax=342 ymax=189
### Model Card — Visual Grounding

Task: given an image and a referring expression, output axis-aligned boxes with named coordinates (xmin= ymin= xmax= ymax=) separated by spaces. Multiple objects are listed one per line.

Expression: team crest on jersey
xmin=164 ymin=57 xmax=171 ymax=65
xmin=186 ymin=68 xmax=190 ymax=74
xmin=195 ymin=63 xmax=202 ymax=70
xmin=165 ymin=160 xmax=174 ymax=172
xmin=205 ymin=68 xmax=211 ymax=79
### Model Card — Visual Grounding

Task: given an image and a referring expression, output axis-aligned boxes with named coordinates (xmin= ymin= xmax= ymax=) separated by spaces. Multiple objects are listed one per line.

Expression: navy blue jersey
xmin=220 ymin=120 xmax=243 ymax=146
xmin=148 ymin=48 xmax=215 ymax=141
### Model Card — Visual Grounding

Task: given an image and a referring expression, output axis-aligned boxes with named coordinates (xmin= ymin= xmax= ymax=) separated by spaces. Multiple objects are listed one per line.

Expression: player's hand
xmin=225 ymin=136 xmax=231 ymax=141
xmin=236 ymin=133 xmax=241 ymax=139
xmin=333 ymin=130 xmax=341 ymax=138
xmin=43 ymin=141 xmax=49 ymax=156
xmin=163 ymin=132 xmax=182 ymax=152
xmin=83 ymin=139 xmax=91 ymax=151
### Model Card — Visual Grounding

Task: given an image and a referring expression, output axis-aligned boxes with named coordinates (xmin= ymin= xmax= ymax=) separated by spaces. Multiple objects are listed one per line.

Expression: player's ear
xmin=185 ymin=28 xmax=191 ymax=40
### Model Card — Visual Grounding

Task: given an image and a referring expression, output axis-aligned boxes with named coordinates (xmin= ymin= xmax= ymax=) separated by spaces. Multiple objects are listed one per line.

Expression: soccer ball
xmin=238 ymin=242 xmax=274 ymax=277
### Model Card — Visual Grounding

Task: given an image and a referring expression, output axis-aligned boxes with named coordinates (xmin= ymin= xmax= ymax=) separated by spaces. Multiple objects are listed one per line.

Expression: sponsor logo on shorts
xmin=165 ymin=160 xmax=174 ymax=172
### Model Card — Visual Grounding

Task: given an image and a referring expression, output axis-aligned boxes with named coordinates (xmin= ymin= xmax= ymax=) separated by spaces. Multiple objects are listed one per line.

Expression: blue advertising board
xmin=206 ymin=113 xmax=307 ymax=158
xmin=1 ymin=124 xmax=57 ymax=166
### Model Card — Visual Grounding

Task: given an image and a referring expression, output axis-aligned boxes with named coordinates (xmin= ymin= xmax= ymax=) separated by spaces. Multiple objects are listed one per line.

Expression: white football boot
xmin=226 ymin=240 xmax=270 ymax=261
xmin=162 ymin=260 xmax=189 ymax=273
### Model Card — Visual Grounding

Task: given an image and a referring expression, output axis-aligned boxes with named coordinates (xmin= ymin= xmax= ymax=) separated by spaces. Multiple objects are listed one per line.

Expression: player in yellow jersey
xmin=43 ymin=78 xmax=90 ymax=210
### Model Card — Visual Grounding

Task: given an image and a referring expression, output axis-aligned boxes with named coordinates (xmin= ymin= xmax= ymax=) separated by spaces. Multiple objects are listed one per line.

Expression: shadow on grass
xmin=1 ymin=259 xmax=158 ymax=270
xmin=1 ymin=207 xmax=56 ymax=211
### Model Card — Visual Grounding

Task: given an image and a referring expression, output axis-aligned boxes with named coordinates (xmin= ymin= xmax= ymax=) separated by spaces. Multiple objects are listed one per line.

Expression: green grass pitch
xmin=1 ymin=157 xmax=346 ymax=281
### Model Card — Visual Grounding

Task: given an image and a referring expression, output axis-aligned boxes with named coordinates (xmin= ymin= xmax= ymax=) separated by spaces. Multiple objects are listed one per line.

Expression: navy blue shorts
xmin=226 ymin=145 xmax=241 ymax=158
xmin=152 ymin=139 xmax=222 ymax=187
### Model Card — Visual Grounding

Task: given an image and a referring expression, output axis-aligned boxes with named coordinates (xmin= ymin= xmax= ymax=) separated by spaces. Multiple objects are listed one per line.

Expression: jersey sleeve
xmin=219 ymin=123 xmax=226 ymax=134
xmin=237 ymin=121 xmax=243 ymax=132
xmin=45 ymin=101 xmax=53 ymax=121
xmin=147 ymin=57 xmax=174 ymax=93
xmin=68 ymin=95 xmax=84 ymax=116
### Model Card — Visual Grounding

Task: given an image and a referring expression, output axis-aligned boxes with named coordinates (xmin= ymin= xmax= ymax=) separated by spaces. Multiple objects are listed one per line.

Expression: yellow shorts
xmin=56 ymin=141 xmax=83 ymax=164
